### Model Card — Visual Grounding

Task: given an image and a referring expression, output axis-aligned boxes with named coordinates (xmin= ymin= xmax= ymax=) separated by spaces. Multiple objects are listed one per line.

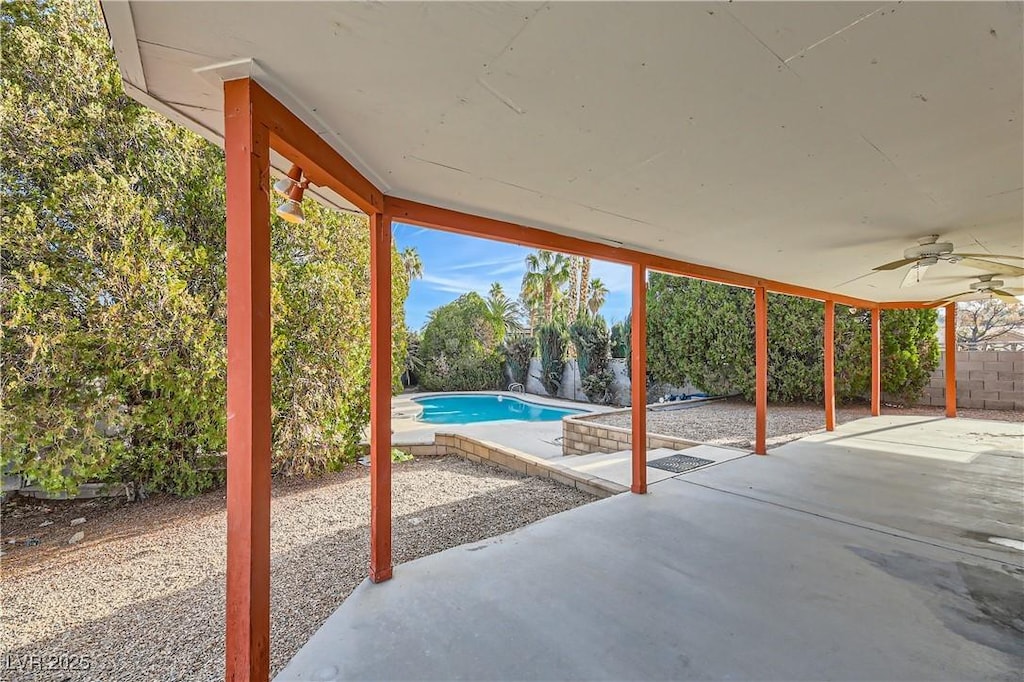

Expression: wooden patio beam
xmin=384 ymin=197 xmax=879 ymax=309
xmin=754 ymin=286 xmax=768 ymax=455
xmin=945 ymin=303 xmax=957 ymax=418
xmin=223 ymin=78 xmax=273 ymax=682
xmin=871 ymin=308 xmax=882 ymax=416
xmin=248 ymin=81 xmax=384 ymax=215
xmin=824 ymin=300 xmax=836 ymax=431
xmin=369 ymin=212 xmax=394 ymax=582
xmin=631 ymin=263 xmax=648 ymax=494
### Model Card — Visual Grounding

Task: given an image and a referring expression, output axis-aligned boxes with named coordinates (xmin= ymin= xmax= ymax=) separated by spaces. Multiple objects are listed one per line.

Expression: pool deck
xmin=391 ymin=391 xmax=615 ymax=460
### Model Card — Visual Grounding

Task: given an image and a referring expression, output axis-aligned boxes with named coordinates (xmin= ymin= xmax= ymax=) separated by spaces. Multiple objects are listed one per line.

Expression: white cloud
xmin=420 ymin=270 xmax=522 ymax=296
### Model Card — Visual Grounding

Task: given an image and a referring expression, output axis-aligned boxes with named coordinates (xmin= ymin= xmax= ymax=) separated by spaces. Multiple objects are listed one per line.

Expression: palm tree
xmin=522 ymin=250 xmax=571 ymax=324
xmin=566 ymin=256 xmax=582 ymax=324
xmin=587 ymin=277 xmax=609 ymax=316
xmin=400 ymin=247 xmax=423 ymax=281
xmin=486 ymin=282 xmax=524 ymax=343
xmin=578 ymin=257 xmax=592 ymax=318
xmin=519 ymin=287 xmax=541 ymax=334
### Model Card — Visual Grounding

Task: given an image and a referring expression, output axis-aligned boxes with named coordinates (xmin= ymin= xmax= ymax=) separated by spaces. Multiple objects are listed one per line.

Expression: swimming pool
xmin=413 ymin=394 xmax=584 ymax=424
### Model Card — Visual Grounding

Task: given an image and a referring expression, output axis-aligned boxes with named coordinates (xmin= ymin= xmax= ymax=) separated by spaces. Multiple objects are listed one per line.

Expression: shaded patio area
xmin=277 ymin=416 xmax=1023 ymax=681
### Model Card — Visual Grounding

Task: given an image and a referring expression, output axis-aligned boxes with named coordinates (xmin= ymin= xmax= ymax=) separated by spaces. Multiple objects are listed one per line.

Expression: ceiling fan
xmin=872 ymin=235 xmax=1024 ymax=288
xmin=930 ymin=275 xmax=1024 ymax=305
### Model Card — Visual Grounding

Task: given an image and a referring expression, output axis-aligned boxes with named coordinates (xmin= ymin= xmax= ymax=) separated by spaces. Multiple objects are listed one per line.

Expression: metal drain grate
xmin=647 ymin=453 xmax=715 ymax=474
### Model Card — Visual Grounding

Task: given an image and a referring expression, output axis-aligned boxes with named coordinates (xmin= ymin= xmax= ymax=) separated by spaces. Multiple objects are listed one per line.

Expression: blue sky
xmin=394 ymin=222 xmax=632 ymax=330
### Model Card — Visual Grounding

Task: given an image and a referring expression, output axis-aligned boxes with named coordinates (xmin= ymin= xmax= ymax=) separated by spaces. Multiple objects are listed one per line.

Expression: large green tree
xmin=1 ymin=0 xmax=407 ymax=494
xmin=645 ymin=274 xmax=938 ymax=406
xmin=419 ymin=293 xmax=504 ymax=391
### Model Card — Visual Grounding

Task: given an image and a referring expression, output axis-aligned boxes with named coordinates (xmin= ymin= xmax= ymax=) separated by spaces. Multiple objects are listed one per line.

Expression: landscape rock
xmin=70 ymin=517 xmax=86 ymax=526
xmin=68 ymin=531 xmax=84 ymax=544
xmin=3 ymin=457 xmax=593 ymax=679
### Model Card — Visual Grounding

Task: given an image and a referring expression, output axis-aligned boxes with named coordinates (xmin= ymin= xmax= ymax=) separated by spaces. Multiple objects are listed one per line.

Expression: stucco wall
xmin=524 ymin=358 xmax=694 ymax=406
xmin=525 ymin=358 xmax=633 ymax=404
xmin=917 ymin=350 xmax=1023 ymax=410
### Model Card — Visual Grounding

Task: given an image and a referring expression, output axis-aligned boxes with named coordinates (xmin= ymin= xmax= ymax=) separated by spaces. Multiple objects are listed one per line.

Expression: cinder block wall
xmin=562 ymin=411 xmax=699 ymax=456
xmin=917 ymin=350 xmax=1023 ymax=410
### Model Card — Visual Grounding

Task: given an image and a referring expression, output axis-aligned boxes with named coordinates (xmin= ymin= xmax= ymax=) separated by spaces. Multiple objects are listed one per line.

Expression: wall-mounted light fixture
xmin=275 ymin=179 xmax=308 ymax=224
xmin=273 ymin=164 xmax=303 ymax=198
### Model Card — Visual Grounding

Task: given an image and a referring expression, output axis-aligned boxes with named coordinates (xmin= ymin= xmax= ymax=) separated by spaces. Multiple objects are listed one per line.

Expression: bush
xmin=536 ymin=322 xmax=568 ymax=396
xmin=570 ymin=316 xmax=614 ymax=403
xmin=645 ymin=274 xmax=939 ymax=404
xmin=269 ymin=201 xmax=409 ymax=476
xmin=419 ymin=293 xmax=504 ymax=391
xmin=0 ymin=0 xmax=409 ymax=494
xmin=502 ymin=336 xmax=535 ymax=386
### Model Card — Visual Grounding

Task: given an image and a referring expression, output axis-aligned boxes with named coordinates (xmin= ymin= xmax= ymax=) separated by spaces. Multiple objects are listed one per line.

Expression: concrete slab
xmin=277 ymin=416 xmax=1024 ymax=682
xmin=683 ymin=416 xmax=1024 ymax=561
xmin=278 ymin=477 xmax=1023 ymax=682
xmin=795 ymin=415 xmax=1022 ymax=463
xmin=558 ymin=445 xmax=749 ymax=488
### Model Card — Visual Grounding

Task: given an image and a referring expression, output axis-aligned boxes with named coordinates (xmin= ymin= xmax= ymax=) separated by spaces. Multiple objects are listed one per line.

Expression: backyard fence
xmin=916 ymin=350 xmax=1023 ymax=410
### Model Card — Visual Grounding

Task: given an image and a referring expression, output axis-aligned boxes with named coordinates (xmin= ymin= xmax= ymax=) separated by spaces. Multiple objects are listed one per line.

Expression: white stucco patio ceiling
xmin=102 ymin=1 xmax=1023 ymax=303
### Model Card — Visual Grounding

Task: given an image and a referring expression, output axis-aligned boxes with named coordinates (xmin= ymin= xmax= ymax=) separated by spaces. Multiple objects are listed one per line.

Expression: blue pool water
xmin=413 ymin=394 xmax=583 ymax=424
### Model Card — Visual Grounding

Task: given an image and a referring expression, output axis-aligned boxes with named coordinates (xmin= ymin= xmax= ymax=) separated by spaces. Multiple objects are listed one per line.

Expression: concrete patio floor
xmin=277 ymin=416 xmax=1023 ymax=681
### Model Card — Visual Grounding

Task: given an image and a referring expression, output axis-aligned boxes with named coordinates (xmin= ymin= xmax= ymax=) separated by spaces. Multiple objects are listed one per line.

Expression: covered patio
xmin=99 ymin=2 xmax=1023 ymax=680
xmin=278 ymin=416 xmax=1023 ymax=681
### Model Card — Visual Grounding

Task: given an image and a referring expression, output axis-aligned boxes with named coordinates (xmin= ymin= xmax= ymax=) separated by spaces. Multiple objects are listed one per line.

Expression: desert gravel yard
xmin=590 ymin=399 xmax=1023 ymax=450
xmin=0 ymin=456 xmax=593 ymax=681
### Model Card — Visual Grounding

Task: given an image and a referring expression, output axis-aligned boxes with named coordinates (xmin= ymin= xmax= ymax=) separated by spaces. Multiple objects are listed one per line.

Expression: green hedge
xmin=646 ymin=275 xmax=938 ymax=405
xmin=0 ymin=0 xmax=408 ymax=495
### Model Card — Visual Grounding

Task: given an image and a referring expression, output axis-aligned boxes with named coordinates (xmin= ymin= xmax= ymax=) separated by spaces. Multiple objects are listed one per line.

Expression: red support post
xmin=369 ymin=212 xmax=393 ymax=582
xmin=224 ymin=79 xmax=272 ymax=682
xmin=631 ymin=263 xmax=647 ymax=494
xmin=945 ymin=303 xmax=957 ymax=418
xmin=824 ymin=300 xmax=836 ymax=431
xmin=871 ymin=308 xmax=881 ymax=416
xmin=754 ymin=287 xmax=768 ymax=455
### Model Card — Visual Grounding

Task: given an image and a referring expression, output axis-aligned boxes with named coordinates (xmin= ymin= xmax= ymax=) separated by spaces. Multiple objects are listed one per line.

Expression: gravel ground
xmin=591 ymin=399 xmax=1023 ymax=450
xmin=0 ymin=457 xmax=593 ymax=681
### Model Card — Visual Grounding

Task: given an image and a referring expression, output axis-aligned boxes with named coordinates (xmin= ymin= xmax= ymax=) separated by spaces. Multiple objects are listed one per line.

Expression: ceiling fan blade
xmin=992 ymin=290 xmax=1022 ymax=304
xmin=901 ymin=263 xmax=929 ymax=288
xmin=960 ymin=257 xmax=1024 ymax=275
xmin=873 ymin=258 xmax=918 ymax=271
xmin=929 ymin=291 xmax=975 ymax=305
xmin=953 ymin=253 xmax=1024 ymax=260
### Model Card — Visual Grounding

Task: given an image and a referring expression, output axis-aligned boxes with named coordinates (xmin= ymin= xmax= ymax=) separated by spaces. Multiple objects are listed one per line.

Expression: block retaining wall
xmin=562 ymin=408 xmax=701 ymax=457
xmin=392 ymin=433 xmax=627 ymax=498
xmin=917 ymin=350 xmax=1023 ymax=411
